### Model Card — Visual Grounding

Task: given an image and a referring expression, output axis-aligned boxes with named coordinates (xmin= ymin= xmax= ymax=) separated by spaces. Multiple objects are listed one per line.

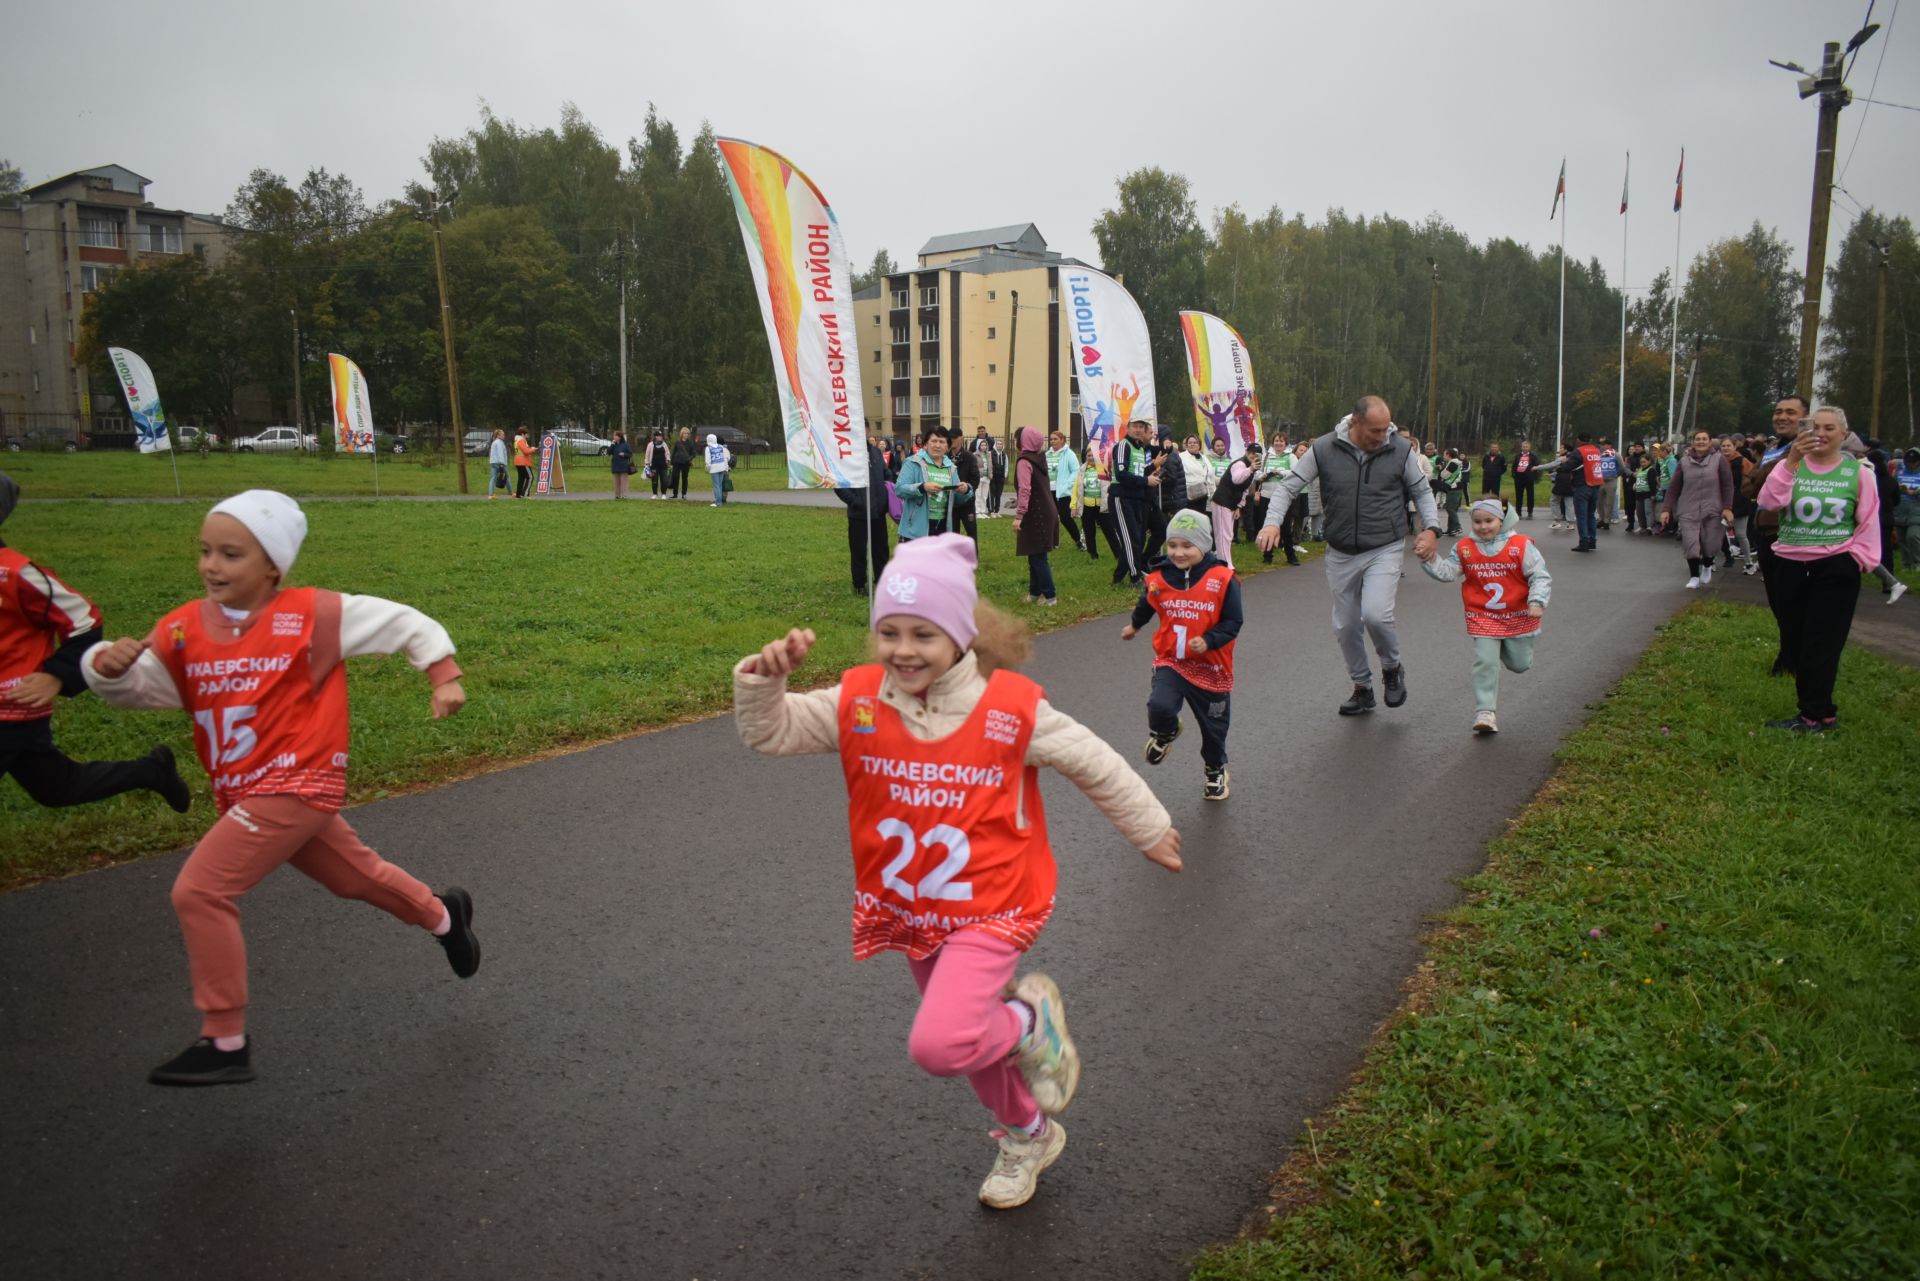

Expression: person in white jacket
xmin=83 ymin=490 xmax=481 ymax=1087
xmin=704 ymin=433 xmax=734 ymax=506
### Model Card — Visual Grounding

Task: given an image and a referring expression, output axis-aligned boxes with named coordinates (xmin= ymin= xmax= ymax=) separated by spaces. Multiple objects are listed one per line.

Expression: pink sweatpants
xmin=906 ymin=930 xmax=1037 ymax=1129
xmin=171 ymin=794 xmax=443 ymax=1037
xmin=1210 ymin=504 xmax=1237 ymax=570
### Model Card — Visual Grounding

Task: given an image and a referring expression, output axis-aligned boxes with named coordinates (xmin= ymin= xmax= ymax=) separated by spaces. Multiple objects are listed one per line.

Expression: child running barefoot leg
xmin=83 ymin=491 xmax=481 ymax=1085
xmin=1420 ymin=499 xmax=1551 ymax=734
xmin=1121 ymin=510 xmax=1242 ymax=800
xmin=734 ymin=534 xmax=1182 ymax=1209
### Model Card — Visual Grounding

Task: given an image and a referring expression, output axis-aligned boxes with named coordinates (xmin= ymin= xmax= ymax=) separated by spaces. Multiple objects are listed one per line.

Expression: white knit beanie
xmin=209 ymin=490 xmax=308 ymax=576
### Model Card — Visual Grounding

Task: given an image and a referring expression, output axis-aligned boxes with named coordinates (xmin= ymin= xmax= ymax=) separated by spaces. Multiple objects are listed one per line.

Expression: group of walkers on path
xmin=485 ymin=425 xmax=734 ymax=504
xmin=1 ymin=377 xmax=1909 ymax=1214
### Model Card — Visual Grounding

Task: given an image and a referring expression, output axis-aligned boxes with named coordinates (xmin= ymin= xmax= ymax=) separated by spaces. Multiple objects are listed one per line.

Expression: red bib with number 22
xmin=836 ymin=664 xmax=1056 ymax=960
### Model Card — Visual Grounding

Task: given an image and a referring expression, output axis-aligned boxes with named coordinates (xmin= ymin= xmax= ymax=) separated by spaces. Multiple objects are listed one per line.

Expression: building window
xmin=32 ymin=372 xmax=40 ymax=393
xmin=920 ymin=321 xmax=938 ymax=342
xmin=140 ymin=223 xmax=183 ymax=253
xmin=987 ymin=289 xmax=996 ymax=301
xmin=871 ymin=314 xmax=879 ymax=325
xmin=892 ymin=359 xmax=909 ymax=378
xmin=892 ymin=289 xmax=908 ymax=309
xmin=81 ymin=265 xmax=117 ymax=293
xmin=66 ymin=319 xmax=74 ymax=342
xmin=874 ymin=386 xmax=881 ymax=399
xmin=920 ymin=394 xmax=940 ymax=416
xmin=987 ymin=327 xmax=997 ymax=340
xmin=920 ymin=285 xmax=937 ymax=307
xmin=893 ymin=394 xmax=910 ymax=416
xmin=27 ymin=325 xmax=35 ymax=346
xmin=987 ymin=363 xmax=997 ymax=375
xmin=78 ymin=216 xmax=122 ymax=248
xmin=921 ymin=357 xmax=940 ymax=376
xmin=891 ymin=324 xmax=908 ymax=344
xmin=1049 ymin=286 xmax=1058 ymax=303
xmin=988 ymin=400 xmax=998 ymax=413
xmin=872 ymin=348 xmax=881 ymax=364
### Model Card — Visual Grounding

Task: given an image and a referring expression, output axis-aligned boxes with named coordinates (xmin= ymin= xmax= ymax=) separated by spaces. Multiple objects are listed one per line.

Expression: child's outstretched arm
xmin=332 ymin=592 xmax=463 ymax=719
xmin=84 ymin=631 xmax=183 ymax=710
xmin=1419 ymin=543 xmax=1463 ymax=583
xmin=734 ymin=627 xmax=842 ymax=757
xmin=1118 ymin=590 xmax=1155 ymax=640
xmin=1028 ymin=702 xmax=1181 ymax=872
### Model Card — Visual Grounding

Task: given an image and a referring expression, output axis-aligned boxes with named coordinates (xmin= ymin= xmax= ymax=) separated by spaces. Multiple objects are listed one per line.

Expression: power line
xmin=1839 ymin=0 xmax=1901 ymax=183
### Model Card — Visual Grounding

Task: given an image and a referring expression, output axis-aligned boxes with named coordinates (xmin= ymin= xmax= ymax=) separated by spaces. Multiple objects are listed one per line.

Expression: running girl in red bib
xmin=83 ymin=490 xmax=481 ymax=1087
xmin=734 ymin=533 xmax=1182 ymax=1210
xmin=1755 ymin=405 xmax=1882 ymax=733
xmin=1420 ymin=497 xmax=1552 ymax=735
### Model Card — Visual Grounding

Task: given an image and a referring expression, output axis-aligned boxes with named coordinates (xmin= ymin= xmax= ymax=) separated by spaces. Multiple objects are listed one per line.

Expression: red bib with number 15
xmin=153 ymin=587 xmax=350 ymax=813
xmin=836 ymin=664 xmax=1056 ymax=960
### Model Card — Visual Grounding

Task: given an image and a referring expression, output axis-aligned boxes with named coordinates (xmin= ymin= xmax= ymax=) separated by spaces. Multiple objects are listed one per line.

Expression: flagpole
xmin=1618 ymin=152 xmax=1629 ymax=456
xmin=167 ymin=438 xmax=181 ymax=499
xmin=1556 ymin=172 xmax=1567 ymax=453
xmin=1666 ymin=148 xmax=1683 ymax=443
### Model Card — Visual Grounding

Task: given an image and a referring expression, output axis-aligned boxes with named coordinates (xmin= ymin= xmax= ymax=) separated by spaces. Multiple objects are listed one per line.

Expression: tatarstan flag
xmin=1551 ymin=159 xmax=1566 ymax=219
xmin=1674 ymin=149 xmax=1685 ymax=212
xmin=1620 ymin=153 xmax=1629 ymax=214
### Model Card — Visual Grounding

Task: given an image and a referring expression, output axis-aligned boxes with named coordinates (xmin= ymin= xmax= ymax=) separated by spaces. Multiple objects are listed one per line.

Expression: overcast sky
xmin=7 ymin=0 xmax=1914 ymax=299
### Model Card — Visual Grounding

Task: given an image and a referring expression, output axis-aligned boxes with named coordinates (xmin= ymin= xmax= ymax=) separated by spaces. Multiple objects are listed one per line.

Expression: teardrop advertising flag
xmin=327 ymin=353 xmax=376 ymax=454
xmin=106 ymin=346 xmax=171 ymax=454
xmin=1059 ymin=265 xmax=1155 ymax=475
xmin=717 ymin=137 xmax=867 ymax=491
xmin=1179 ymin=310 xmax=1262 ymax=454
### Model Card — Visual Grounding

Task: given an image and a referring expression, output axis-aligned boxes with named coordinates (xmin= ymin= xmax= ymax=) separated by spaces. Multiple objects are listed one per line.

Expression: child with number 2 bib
xmin=734 ymin=533 xmax=1182 ymax=1210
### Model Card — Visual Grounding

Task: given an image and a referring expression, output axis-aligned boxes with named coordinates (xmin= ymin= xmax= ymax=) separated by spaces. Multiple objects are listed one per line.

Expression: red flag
xmin=1673 ymin=149 xmax=1684 ymax=212
xmin=1551 ymin=159 xmax=1566 ymax=219
xmin=1620 ymin=153 xmax=1630 ymax=215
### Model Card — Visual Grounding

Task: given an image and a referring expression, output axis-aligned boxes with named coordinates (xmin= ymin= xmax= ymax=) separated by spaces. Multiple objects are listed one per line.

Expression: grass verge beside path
xmin=2 ymin=497 xmax=1295 ymax=888
xmin=1194 ymin=600 xmax=1920 ymax=1279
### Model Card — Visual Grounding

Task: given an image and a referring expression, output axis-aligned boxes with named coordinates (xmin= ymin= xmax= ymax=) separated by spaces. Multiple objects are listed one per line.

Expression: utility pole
xmin=289 ymin=308 xmax=303 ymax=440
xmin=1871 ymin=239 xmax=1889 ymax=436
xmin=427 ymin=190 xmax=470 ymax=494
xmin=618 ymin=226 xmax=629 ymax=437
xmin=1002 ymin=290 xmax=1019 ymax=444
xmin=1425 ymin=258 xmax=1439 ymax=442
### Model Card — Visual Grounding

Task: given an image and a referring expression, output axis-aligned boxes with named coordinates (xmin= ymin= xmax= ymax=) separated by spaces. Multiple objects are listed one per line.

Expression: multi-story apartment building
xmin=0 ymin=164 xmax=229 ymax=434
xmin=851 ymin=224 xmax=1091 ymax=447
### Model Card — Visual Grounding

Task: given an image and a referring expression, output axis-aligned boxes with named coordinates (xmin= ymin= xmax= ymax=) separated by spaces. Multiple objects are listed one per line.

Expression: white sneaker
xmin=1700 ymin=564 xmax=1713 ymax=585
xmin=978 ymin=1119 xmax=1067 ymax=1210
xmin=1290 ymin=545 xmax=1308 ymax=558
xmin=1890 ymin=581 xmax=1909 ymax=606
xmin=1472 ymin=710 xmax=1498 ymax=735
xmin=1012 ymin=973 xmax=1080 ymax=1114
xmin=1685 ymin=576 xmax=1700 ymax=590
xmin=1743 ymin=559 xmax=1760 ymax=576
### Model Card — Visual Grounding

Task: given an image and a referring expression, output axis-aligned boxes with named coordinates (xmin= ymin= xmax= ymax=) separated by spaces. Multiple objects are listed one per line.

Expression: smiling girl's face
xmin=873 ymin=615 xmax=962 ymax=696
xmin=198 ymin=513 xmax=279 ymax=612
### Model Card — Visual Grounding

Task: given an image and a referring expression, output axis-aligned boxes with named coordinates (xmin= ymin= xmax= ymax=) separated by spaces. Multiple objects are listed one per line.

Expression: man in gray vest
xmin=1256 ymin=396 xmax=1442 ymax=715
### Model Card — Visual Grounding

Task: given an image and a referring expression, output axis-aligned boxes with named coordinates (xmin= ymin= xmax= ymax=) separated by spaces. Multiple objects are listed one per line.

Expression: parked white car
xmin=232 ymin=426 xmax=317 ymax=453
xmin=550 ymin=428 xmax=613 ymax=456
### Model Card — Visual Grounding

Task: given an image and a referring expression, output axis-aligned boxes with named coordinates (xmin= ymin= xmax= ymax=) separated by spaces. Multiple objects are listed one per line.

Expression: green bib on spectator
xmin=1777 ymin=457 xmax=1861 ymax=548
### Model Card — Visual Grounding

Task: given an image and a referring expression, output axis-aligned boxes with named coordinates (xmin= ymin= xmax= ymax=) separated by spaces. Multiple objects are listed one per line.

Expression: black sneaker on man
xmin=1338 ymin=684 xmax=1376 ymax=716
xmin=148 ymin=745 xmax=193 ymax=814
xmin=436 ymin=887 xmax=482 ymax=978
xmin=1144 ymin=720 xmax=1182 ymax=765
xmin=1382 ymin=665 xmax=1408 ymax=708
xmin=149 ymin=1036 xmax=254 ymax=1087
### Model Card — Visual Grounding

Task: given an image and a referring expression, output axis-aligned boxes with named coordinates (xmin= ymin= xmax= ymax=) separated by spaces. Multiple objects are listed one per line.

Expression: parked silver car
xmin=231 ymin=426 xmax=317 ymax=453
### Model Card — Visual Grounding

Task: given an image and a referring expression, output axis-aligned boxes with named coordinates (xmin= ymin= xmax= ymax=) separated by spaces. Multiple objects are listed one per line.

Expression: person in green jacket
xmin=1046 ymin=430 xmax=1088 ymax=555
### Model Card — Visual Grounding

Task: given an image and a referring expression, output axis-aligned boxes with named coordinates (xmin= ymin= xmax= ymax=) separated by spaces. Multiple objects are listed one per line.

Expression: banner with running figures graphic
xmin=1179 ymin=310 xmax=1261 ymax=454
xmin=1060 ymin=265 xmax=1154 ymax=476
xmin=716 ymin=137 xmax=867 ymax=492
xmin=107 ymin=346 xmax=171 ymax=454
xmin=327 ymin=354 xmax=376 ymax=454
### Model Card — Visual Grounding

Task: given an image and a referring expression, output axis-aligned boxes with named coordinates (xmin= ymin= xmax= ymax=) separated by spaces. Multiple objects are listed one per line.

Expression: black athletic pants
xmin=1113 ymin=497 xmax=1150 ymax=580
xmin=514 ymin=465 xmax=532 ymax=498
xmin=1148 ymin=667 xmax=1231 ymax=768
xmin=1 ymin=721 xmax=162 ymax=808
xmin=1053 ymin=495 xmax=1086 ymax=553
xmin=1771 ymin=551 xmax=1860 ymax=720
xmin=671 ymin=462 xmax=692 ymax=497
xmin=847 ymin=505 xmax=891 ymax=592
xmin=1513 ymin=475 xmax=1536 ymax=517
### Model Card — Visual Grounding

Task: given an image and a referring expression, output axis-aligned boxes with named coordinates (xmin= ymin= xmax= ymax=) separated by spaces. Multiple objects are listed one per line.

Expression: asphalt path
xmin=0 ymin=523 xmax=1690 ymax=1280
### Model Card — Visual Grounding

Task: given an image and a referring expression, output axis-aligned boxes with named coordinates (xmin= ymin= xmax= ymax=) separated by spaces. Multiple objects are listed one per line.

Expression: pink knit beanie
xmin=873 ymin=533 xmax=979 ymax=650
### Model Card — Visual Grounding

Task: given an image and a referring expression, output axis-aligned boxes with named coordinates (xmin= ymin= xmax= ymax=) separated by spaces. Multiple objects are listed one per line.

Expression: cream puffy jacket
xmin=733 ymin=650 xmax=1172 ymax=852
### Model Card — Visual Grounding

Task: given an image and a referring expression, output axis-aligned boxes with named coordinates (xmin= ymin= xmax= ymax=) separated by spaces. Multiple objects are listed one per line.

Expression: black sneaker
xmin=149 ymin=1036 xmax=254 ymax=1087
xmin=1144 ymin=720 xmax=1182 ymax=765
xmin=1338 ymin=684 xmax=1376 ymax=716
xmin=148 ymin=745 xmax=193 ymax=814
xmin=1203 ymin=767 xmax=1230 ymax=802
xmin=435 ymin=887 xmax=482 ymax=978
xmin=1382 ymin=665 xmax=1407 ymax=708
xmin=1765 ymin=715 xmax=1835 ymax=734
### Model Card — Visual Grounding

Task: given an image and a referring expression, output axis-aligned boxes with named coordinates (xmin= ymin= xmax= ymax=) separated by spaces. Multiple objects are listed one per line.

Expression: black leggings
xmin=1053 ymin=495 xmax=1085 ymax=552
xmin=2 ymin=725 xmax=164 ymax=808
xmin=671 ymin=462 xmax=692 ymax=497
xmin=1772 ymin=550 xmax=1861 ymax=720
xmin=1513 ymin=475 xmax=1537 ymax=517
xmin=515 ymin=465 xmax=532 ymax=498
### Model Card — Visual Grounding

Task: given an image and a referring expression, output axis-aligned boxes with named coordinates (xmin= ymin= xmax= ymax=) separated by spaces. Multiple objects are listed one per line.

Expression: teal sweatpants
xmin=1472 ymin=634 xmax=1538 ymax=712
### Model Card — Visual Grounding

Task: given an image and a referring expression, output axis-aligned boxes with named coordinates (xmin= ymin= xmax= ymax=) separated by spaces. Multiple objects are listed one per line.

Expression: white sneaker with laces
xmin=1012 ymin=973 xmax=1080 ymax=1114
xmin=1890 ymin=581 xmax=1909 ymax=605
xmin=1700 ymin=564 xmax=1713 ymax=585
xmin=1472 ymin=710 xmax=1498 ymax=735
xmin=1685 ymin=576 xmax=1700 ymax=590
xmin=978 ymin=1119 xmax=1067 ymax=1210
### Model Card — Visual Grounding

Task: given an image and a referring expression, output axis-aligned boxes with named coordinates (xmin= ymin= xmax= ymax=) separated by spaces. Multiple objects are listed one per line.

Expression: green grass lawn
xmin=1 ymin=496 xmax=1285 ymax=887
xmin=1192 ymin=600 xmax=1920 ymax=1279
xmin=1 ymin=447 xmax=797 ymax=499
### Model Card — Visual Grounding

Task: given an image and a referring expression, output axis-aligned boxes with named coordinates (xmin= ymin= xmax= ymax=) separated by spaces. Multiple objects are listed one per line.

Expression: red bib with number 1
xmin=154 ymin=587 xmax=351 ymax=813
xmin=836 ymin=664 xmax=1056 ymax=960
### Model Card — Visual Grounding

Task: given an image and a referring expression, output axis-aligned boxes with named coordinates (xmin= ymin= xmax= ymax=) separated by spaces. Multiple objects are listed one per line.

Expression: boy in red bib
xmin=1420 ymin=498 xmax=1552 ymax=734
xmin=734 ymin=534 xmax=1182 ymax=1210
xmin=84 ymin=490 xmax=480 ymax=1086
xmin=1121 ymin=508 xmax=1243 ymax=800
xmin=0 ymin=472 xmax=190 ymax=814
